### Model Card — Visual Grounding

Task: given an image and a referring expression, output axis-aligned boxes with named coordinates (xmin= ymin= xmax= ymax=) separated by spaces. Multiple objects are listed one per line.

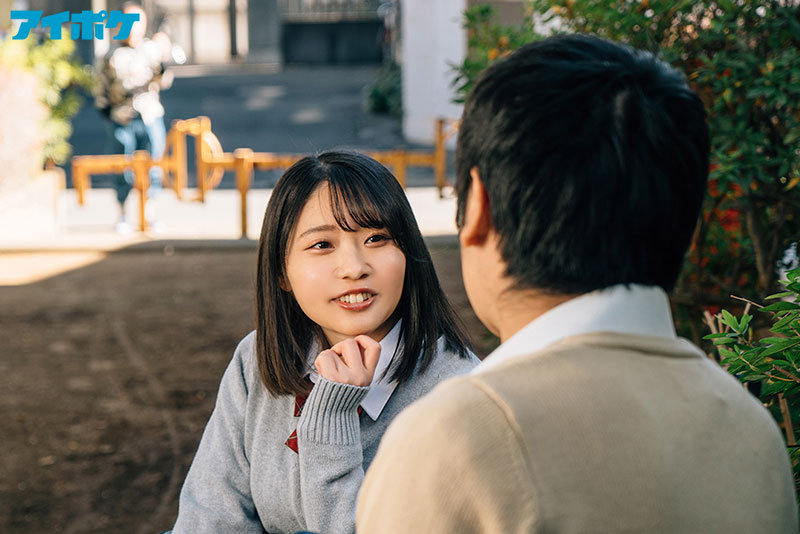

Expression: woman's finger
xmin=315 ymin=350 xmax=341 ymax=377
xmin=331 ymin=338 xmax=365 ymax=370
xmin=354 ymin=335 xmax=381 ymax=372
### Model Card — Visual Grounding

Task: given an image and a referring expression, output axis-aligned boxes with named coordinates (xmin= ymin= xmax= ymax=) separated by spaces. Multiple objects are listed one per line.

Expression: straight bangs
xmin=321 ymin=154 xmax=411 ymax=255
xmin=326 ymin=173 xmax=387 ymax=232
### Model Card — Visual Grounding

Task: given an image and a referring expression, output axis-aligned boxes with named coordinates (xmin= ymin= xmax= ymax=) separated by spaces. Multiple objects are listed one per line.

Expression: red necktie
xmin=285 ymin=381 xmax=363 ymax=454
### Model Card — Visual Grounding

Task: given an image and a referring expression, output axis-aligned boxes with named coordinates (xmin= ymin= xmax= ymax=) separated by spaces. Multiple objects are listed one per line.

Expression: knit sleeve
xmin=356 ymin=376 xmax=539 ymax=533
xmin=171 ymin=336 xmax=263 ymax=534
xmin=296 ymin=377 xmax=370 ymax=534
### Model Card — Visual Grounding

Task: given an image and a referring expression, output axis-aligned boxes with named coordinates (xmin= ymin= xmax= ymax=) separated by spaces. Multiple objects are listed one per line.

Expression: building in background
xmin=12 ymin=0 xmax=386 ymax=65
xmin=7 ymin=0 xmax=526 ymax=145
xmin=400 ymin=0 xmax=523 ymax=144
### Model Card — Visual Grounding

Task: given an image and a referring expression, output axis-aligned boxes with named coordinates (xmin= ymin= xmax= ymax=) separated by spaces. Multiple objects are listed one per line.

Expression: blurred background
xmin=0 ymin=1 xmax=508 ymax=532
xmin=1 ymin=0 xmax=799 ymax=531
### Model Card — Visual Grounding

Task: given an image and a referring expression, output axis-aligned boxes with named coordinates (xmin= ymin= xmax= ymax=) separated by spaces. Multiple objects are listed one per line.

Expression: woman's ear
xmin=459 ymin=167 xmax=492 ymax=247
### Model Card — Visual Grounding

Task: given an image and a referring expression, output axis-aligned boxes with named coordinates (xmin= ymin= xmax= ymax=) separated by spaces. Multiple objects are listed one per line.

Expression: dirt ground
xmin=0 ymin=240 xmax=496 ymax=533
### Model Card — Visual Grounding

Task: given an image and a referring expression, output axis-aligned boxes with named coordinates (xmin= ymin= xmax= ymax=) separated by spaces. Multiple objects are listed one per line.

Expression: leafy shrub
xmin=453 ymin=1 xmax=800 ymax=342
xmin=0 ymin=33 xmax=93 ymax=166
xmin=366 ymin=60 xmax=402 ymax=117
xmin=705 ymin=267 xmax=800 ymax=499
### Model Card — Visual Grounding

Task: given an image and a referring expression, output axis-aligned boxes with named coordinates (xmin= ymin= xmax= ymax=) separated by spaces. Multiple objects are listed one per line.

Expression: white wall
xmin=401 ymin=0 xmax=466 ymax=144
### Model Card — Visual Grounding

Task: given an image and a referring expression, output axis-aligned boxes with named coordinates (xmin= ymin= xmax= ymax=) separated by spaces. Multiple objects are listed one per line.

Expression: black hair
xmin=456 ymin=33 xmax=710 ymax=294
xmin=256 ymin=150 xmax=472 ymax=396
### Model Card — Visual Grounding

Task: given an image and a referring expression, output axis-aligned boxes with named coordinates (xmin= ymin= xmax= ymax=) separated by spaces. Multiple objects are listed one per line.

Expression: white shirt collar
xmin=475 ymin=284 xmax=677 ymax=374
xmin=308 ymin=320 xmax=402 ymax=420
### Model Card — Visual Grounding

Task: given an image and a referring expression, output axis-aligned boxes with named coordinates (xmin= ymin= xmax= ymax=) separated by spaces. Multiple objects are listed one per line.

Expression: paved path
xmin=69 ymin=64 xmax=452 ymax=189
xmin=2 ymin=65 xmax=460 ymax=276
xmin=0 ymin=186 xmax=459 ymax=283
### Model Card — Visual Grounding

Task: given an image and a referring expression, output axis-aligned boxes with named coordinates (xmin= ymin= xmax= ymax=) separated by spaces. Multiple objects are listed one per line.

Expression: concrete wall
xmin=401 ymin=0 xmax=466 ymax=145
xmin=158 ymin=0 xmax=247 ymax=63
xmin=247 ymin=0 xmax=280 ymax=63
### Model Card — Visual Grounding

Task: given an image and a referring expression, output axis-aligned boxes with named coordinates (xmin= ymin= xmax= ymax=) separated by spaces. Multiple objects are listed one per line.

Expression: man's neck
xmin=495 ymin=286 xmax=580 ymax=343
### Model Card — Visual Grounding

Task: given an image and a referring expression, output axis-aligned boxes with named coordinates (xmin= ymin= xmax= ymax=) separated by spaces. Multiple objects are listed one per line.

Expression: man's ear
xmin=459 ymin=167 xmax=492 ymax=247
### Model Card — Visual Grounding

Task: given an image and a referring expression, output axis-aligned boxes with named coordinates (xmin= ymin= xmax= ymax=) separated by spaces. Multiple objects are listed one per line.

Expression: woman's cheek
xmin=386 ymin=250 xmax=406 ymax=287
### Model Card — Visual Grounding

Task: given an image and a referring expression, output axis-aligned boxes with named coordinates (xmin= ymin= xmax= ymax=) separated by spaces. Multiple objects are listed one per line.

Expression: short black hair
xmin=456 ymin=33 xmax=710 ymax=293
xmin=256 ymin=150 xmax=472 ymax=396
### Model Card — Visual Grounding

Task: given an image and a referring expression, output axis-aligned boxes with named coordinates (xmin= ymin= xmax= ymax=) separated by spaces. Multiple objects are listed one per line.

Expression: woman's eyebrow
xmin=297 ymin=224 xmax=337 ymax=239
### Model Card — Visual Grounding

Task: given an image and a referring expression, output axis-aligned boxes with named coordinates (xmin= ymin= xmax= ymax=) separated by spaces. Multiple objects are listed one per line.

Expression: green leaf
xmin=720 ymin=309 xmax=740 ymax=330
xmin=772 ymin=313 xmax=800 ymax=332
xmin=718 ymin=347 xmax=738 ymax=359
xmin=704 ymin=333 xmax=733 ymax=339
xmin=763 ymin=380 xmax=791 ymax=397
xmin=739 ymin=314 xmax=753 ymax=332
xmin=762 ymin=337 xmax=793 ymax=344
xmin=762 ymin=339 xmax=800 ymax=358
xmin=766 ymin=291 xmax=796 ymax=300
xmin=713 ymin=337 xmax=737 ymax=345
xmin=741 ymin=373 xmax=767 ymax=381
xmin=762 ymin=302 xmax=800 ymax=312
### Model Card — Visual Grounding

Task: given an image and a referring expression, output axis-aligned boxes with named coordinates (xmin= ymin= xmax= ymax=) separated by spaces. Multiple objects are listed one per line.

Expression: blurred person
xmin=168 ymin=151 xmax=478 ymax=533
xmin=94 ymin=1 xmax=173 ymax=233
xmin=357 ymin=34 xmax=798 ymax=532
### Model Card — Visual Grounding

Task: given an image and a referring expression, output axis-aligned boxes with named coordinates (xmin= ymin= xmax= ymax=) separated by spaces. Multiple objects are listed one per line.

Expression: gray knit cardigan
xmin=170 ymin=331 xmax=478 ymax=534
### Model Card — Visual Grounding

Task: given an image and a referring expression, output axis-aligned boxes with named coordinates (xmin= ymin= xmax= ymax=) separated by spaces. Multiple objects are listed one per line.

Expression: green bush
xmin=0 ymin=34 xmax=93 ymax=166
xmin=705 ymin=267 xmax=800 ymax=500
xmin=453 ymin=1 xmax=800 ymax=337
xmin=366 ymin=60 xmax=402 ymax=117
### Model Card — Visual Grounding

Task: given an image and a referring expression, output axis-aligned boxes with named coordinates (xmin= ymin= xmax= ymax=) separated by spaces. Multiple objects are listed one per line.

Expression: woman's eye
xmin=366 ymin=234 xmax=391 ymax=244
xmin=309 ymin=241 xmax=332 ymax=250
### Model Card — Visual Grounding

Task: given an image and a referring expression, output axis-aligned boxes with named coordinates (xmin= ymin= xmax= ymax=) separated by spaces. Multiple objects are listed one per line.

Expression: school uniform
xmin=358 ymin=285 xmax=798 ymax=533
xmin=171 ymin=321 xmax=478 ymax=534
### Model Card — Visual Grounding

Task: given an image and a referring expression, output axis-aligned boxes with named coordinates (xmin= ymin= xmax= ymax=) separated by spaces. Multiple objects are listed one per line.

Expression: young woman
xmin=170 ymin=151 xmax=477 ymax=534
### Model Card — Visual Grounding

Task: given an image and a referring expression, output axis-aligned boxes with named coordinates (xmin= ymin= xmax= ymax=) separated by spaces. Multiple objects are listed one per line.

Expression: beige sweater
xmin=357 ymin=332 xmax=797 ymax=533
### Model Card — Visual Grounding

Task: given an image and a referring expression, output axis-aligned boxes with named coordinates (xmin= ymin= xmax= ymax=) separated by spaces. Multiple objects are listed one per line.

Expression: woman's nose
xmin=335 ymin=247 xmax=370 ymax=280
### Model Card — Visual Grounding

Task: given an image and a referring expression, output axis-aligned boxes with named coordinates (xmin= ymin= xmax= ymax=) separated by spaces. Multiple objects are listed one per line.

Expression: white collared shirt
xmin=308 ymin=320 xmax=402 ymax=420
xmin=475 ymin=284 xmax=679 ymax=374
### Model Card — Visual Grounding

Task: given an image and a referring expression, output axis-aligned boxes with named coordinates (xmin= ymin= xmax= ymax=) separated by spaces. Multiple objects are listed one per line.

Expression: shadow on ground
xmin=0 ymin=238 xmax=495 ymax=533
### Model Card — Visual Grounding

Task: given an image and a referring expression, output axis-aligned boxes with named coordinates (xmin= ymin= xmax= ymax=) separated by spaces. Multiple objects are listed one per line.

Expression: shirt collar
xmin=475 ymin=284 xmax=677 ymax=374
xmin=308 ymin=320 xmax=402 ymax=420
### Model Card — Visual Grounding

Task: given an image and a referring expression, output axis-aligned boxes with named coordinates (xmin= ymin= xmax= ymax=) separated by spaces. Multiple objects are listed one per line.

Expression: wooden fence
xmin=71 ymin=116 xmax=459 ymax=236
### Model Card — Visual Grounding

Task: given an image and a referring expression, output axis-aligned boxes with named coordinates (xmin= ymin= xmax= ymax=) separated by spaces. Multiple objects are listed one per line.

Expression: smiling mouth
xmin=334 ymin=291 xmax=375 ymax=304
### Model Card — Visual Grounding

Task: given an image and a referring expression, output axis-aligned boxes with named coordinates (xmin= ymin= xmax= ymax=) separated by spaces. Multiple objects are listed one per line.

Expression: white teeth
xmin=338 ymin=292 xmax=371 ymax=303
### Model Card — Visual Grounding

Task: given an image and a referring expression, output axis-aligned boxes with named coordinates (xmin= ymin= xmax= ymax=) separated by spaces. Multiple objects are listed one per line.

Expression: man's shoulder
xmin=386 ymin=373 xmax=513 ymax=448
xmin=359 ymin=373 xmax=540 ymax=532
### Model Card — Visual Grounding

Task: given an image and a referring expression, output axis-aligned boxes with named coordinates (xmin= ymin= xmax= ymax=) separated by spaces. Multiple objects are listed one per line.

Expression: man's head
xmin=456 ymin=34 xmax=709 ymax=327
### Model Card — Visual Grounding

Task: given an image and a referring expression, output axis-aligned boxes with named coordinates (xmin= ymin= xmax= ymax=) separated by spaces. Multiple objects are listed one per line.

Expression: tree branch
xmin=773 ymin=365 xmax=800 ymax=384
xmin=779 ymin=393 xmax=797 ymax=446
xmin=744 ymin=203 xmax=773 ymax=291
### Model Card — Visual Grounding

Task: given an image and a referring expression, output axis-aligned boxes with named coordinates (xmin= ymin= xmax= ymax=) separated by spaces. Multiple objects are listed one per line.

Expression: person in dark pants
xmin=94 ymin=1 xmax=172 ymax=233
